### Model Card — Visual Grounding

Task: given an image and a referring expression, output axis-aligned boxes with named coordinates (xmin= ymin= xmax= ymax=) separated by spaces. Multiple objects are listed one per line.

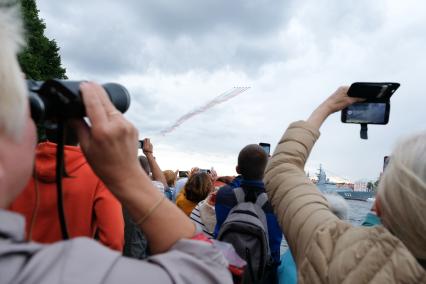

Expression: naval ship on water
xmin=315 ymin=166 xmax=374 ymax=201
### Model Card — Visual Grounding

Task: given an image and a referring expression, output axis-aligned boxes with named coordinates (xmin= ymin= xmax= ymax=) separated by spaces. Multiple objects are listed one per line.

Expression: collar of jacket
xmin=240 ymin=179 xmax=264 ymax=189
xmin=0 ymin=209 xmax=25 ymax=242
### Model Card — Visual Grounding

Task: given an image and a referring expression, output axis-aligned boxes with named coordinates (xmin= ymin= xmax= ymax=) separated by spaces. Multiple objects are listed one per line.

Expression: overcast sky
xmin=37 ymin=0 xmax=426 ymax=181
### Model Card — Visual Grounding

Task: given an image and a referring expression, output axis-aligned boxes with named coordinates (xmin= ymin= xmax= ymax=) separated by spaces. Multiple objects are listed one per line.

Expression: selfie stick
xmin=360 ymin=123 xmax=368 ymax=140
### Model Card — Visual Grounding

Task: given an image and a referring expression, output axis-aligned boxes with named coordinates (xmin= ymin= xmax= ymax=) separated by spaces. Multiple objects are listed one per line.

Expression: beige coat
xmin=264 ymin=121 xmax=426 ymax=283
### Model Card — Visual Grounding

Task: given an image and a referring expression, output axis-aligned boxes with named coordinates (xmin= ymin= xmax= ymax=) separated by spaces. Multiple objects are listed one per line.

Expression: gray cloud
xmin=38 ymin=0 xmax=387 ymax=77
xmin=38 ymin=0 xmax=291 ymax=76
xmin=34 ymin=0 xmax=426 ymax=180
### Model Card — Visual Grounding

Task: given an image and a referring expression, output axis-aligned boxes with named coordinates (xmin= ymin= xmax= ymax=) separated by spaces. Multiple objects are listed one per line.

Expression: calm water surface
xmin=347 ymin=199 xmax=375 ymax=226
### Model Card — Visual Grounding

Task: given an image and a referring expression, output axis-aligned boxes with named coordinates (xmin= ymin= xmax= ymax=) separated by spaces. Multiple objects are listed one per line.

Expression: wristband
xmin=136 ymin=195 xmax=165 ymax=226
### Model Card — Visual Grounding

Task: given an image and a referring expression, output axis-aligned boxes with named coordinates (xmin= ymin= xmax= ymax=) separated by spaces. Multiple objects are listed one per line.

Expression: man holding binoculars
xmin=0 ymin=6 xmax=231 ymax=284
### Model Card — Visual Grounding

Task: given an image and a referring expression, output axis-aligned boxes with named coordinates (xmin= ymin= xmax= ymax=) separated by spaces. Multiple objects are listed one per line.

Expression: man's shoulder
xmin=216 ymin=185 xmax=237 ymax=206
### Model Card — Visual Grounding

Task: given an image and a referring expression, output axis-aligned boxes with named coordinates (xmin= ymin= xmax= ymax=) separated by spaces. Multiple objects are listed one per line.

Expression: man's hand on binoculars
xmin=71 ymin=82 xmax=142 ymax=192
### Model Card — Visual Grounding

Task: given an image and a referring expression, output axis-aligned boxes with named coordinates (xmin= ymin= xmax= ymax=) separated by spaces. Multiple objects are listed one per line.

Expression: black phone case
xmin=347 ymin=82 xmax=400 ymax=100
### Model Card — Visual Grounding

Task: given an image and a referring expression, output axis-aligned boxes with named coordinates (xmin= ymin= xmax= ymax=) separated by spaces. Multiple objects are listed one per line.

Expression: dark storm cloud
xmin=37 ymin=0 xmax=386 ymax=77
xmin=33 ymin=0 xmax=426 ymax=179
xmin=129 ymin=0 xmax=288 ymax=37
xmin=38 ymin=0 xmax=291 ymax=76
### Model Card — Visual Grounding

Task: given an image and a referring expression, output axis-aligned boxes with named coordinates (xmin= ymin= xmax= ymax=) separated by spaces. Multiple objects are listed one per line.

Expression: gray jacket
xmin=0 ymin=210 xmax=232 ymax=284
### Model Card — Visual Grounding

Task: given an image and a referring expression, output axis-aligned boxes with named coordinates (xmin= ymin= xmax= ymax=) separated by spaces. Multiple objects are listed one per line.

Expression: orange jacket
xmin=10 ymin=142 xmax=124 ymax=251
xmin=176 ymin=189 xmax=197 ymax=216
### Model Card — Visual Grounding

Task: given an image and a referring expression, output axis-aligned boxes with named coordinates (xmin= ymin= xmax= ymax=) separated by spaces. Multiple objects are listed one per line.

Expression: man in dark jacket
xmin=214 ymin=144 xmax=282 ymax=282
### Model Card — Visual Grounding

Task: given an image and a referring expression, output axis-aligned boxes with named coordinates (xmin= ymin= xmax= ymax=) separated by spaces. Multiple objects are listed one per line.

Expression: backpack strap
xmin=233 ymin=187 xmax=246 ymax=203
xmin=255 ymin=193 xmax=268 ymax=208
xmin=234 ymin=187 xmax=269 ymax=208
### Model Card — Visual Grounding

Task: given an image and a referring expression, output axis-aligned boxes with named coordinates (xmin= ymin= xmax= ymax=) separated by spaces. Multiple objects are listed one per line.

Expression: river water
xmin=347 ymin=199 xmax=375 ymax=226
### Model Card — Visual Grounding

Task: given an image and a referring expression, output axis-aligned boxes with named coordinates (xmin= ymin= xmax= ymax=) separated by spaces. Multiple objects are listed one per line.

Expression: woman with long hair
xmin=176 ymin=172 xmax=213 ymax=216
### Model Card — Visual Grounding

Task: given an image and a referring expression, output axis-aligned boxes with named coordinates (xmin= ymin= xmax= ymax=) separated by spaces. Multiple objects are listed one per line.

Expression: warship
xmin=315 ymin=165 xmax=374 ymax=201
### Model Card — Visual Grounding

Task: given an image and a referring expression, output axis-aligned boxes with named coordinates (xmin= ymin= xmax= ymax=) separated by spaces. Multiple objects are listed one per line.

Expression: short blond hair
xmin=163 ymin=170 xmax=177 ymax=187
xmin=378 ymin=132 xmax=426 ymax=259
xmin=0 ymin=4 xmax=27 ymax=141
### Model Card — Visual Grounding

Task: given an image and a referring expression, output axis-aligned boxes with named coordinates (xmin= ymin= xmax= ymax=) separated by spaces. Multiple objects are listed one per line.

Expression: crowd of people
xmin=1 ymin=4 xmax=425 ymax=284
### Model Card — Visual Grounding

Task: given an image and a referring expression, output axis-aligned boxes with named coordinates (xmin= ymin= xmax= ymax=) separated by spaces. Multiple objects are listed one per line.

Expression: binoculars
xmin=28 ymin=79 xmax=131 ymax=123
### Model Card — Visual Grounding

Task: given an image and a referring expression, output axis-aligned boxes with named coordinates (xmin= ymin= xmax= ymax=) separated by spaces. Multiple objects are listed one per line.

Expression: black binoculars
xmin=28 ymin=80 xmax=131 ymax=123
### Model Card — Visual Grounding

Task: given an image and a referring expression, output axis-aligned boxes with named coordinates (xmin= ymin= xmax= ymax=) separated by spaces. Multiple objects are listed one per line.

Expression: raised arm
xmin=143 ymin=138 xmax=168 ymax=188
xmin=264 ymin=86 xmax=363 ymax=264
xmin=72 ymin=82 xmax=194 ymax=254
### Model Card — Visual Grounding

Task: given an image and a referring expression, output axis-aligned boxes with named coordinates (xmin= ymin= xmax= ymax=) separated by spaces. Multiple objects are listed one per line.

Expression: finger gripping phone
xmin=341 ymin=82 xmax=400 ymax=125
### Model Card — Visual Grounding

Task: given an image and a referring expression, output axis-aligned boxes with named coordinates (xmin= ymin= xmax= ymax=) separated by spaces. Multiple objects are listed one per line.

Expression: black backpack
xmin=217 ymin=187 xmax=272 ymax=283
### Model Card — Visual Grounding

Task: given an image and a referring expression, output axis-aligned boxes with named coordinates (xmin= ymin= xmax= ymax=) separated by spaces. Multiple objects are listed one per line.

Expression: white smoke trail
xmin=159 ymin=87 xmax=250 ymax=136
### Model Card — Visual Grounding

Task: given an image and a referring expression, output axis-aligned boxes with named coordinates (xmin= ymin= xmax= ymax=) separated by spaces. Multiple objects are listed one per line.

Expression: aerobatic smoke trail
xmin=159 ymin=87 xmax=250 ymax=135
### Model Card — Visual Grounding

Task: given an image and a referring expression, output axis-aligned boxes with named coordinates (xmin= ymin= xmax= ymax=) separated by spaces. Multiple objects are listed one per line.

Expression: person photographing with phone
xmin=265 ymin=86 xmax=426 ymax=283
xmin=123 ymin=137 xmax=170 ymax=259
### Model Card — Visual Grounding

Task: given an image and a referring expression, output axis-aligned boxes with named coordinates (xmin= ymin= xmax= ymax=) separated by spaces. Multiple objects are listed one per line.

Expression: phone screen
xmin=345 ymin=103 xmax=387 ymax=124
xmin=259 ymin=143 xmax=270 ymax=155
xmin=179 ymin=171 xmax=188 ymax=178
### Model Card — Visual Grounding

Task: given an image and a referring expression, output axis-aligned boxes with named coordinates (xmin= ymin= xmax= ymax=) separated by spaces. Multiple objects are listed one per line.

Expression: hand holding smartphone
xmin=341 ymin=82 xmax=400 ymax=125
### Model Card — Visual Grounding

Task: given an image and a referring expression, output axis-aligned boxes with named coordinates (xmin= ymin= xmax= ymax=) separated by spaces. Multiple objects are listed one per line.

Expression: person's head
xmin=163 ymin=170 xmax=176 ymax=187
xmin=377 ymin=132 xmax=426 ymax=260
xmin=236 ymin=144 xmax=268 ymax=180
xmin=324 ymin=194 xmax=348 ymax=220
xmin=184 ymin=172 xmax=213 ymax=203
xmin=138 ymin=156 xmax=151 ymax=175
xmin=0 ymin=6 xmax=37 ymax=208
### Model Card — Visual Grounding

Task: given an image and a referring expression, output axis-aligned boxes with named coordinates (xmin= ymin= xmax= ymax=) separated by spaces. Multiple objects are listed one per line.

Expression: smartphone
xmin=138 ymin=140 xmax=144 ymax=149
xmin=341 ymin=102 xmax=390 ymax=124
xmin=178 ymin=171 xmax=189 ymax=178
xmin=342 ymin=82 xmax=399 ymax=125
xmin=200 ymin=169 xmax=211 ymax=174
xmin=347 ymin=82 xmax=400 ymax=99
xmin=259 ymin=143 xmax=271 ymax=155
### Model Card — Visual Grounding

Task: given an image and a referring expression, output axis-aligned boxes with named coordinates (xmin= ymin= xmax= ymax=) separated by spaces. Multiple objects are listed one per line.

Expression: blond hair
xmin=378 ymin=132 xmax=426 ymax=259
xmin=163 ymin=170 xmax=177 ymax=187
xmin=0 ymin=4 xmax=27 ymax=141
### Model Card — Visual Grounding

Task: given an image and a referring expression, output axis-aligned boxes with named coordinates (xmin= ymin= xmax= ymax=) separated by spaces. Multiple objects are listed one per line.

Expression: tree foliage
xmin=367 ymin=180 xmax=380 ymax=193
xmin=17 ymin=0 xmax=67 ymax=80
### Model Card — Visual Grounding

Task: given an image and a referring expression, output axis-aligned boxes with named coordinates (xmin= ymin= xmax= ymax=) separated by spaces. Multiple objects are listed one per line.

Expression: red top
xmin=10 ymin=142 xmax=124 ymax=251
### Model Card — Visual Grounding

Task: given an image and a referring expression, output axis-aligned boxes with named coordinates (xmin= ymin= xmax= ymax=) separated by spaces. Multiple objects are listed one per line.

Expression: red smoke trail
xmin=159 ymin=87 xmax=250 ymax=135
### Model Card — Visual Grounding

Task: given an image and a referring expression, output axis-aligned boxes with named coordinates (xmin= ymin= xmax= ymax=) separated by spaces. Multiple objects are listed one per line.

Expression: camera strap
xmin=360 ymin=123 xmax=368 ymax=140
xmin=55 ymin=120 xmax=69 ymax=240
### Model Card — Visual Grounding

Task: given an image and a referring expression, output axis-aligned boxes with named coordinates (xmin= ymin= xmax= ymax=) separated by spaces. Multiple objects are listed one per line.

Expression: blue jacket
xmin=214 ymin=179 xmax=282 ymax=263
